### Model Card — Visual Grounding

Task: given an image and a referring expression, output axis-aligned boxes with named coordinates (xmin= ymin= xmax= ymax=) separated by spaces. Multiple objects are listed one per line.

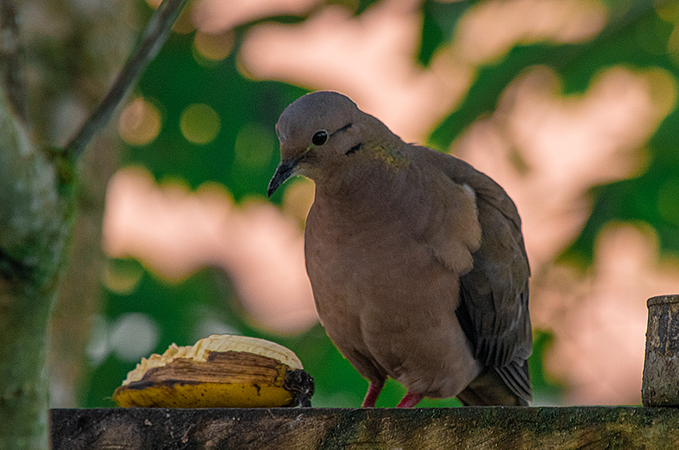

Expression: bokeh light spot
xmin=194 ymin=31 xmax=234 ymax=62
xmin=85 ymin=315 xmax=110 ymax=367
xmin=102 ymin=257 xmax=144 ymax=295
xmin=180 ymin=103 xmax=221 ymax=144
xmin=234 ymin=122 xmax=275 ymax=169
xmin=118 ymin=98 xmax=162 ymax=146
xmin=667 ymin=25 xmax=679 ymax=68
xmin=643 ymin=67 xmax=678 ymax=118
xmin=283 ymin=177 xmax=315 ymax=227
xmin=109 ymin=313 xmax=160 ymax=362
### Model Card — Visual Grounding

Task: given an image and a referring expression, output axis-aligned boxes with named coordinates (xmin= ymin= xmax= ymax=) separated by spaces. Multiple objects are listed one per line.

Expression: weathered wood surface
xmin=50 ymin=406 xmax=679 ymax=449
xmin=643 ymin=295 xmax=679 ymax=406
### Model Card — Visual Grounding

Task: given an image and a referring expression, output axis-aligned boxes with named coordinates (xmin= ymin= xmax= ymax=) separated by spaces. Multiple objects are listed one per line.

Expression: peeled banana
xmin=112 ymin=334 xmax=314 ymax=408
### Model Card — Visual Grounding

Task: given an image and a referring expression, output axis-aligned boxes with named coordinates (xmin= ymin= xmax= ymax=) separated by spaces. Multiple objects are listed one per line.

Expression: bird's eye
xmin=312 ymin=130 xmax=328 ymax=146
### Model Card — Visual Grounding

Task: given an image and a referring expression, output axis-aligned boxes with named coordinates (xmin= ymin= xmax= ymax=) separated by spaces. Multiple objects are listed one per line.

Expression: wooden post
xmin=642 ymin=295 xmax=679 ymax=407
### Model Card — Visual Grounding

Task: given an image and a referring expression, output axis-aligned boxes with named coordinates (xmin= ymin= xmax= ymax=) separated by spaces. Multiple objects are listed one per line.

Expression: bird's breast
xmin=302 ymin=167 xmax=484 ymax=397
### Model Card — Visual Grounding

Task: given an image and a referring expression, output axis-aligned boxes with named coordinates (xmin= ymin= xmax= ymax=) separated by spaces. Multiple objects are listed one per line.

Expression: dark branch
xmin=63 ymin=0 xmax=189 ymax=160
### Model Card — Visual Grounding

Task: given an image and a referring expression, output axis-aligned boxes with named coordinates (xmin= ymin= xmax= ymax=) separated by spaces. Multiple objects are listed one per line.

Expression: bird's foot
xmin=362 ymin=380 xmax=385 ymax=407
xmin=397 ymin=391 xmax=424 ymax=408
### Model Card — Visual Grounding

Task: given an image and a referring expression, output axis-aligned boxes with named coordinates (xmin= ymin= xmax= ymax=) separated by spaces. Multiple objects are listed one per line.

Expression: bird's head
xmin=267 ymin=91 xmax=403 ymax=197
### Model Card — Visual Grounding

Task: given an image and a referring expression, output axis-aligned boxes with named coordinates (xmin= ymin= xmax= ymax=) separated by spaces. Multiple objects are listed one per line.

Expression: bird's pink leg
xmin=397 ymin=391 xmax=424 ymax=408
xmin=362 ymin=380 xmax=385 ymax=407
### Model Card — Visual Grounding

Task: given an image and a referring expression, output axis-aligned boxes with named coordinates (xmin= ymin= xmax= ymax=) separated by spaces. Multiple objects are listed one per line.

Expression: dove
xmin=268 ymin=91 xmax=532 ymax=408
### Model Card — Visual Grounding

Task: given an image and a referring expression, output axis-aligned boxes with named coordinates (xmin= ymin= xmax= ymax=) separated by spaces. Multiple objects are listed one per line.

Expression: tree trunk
xmin=0 ymin=87 xmax=73 ymax=448
xmin=0 ymin=0 xmax=186 ymax=446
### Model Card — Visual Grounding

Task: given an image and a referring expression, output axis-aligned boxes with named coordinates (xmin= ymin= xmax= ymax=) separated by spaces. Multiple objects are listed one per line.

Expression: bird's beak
xmin=267 ymin=158 xmax=298 ymax=197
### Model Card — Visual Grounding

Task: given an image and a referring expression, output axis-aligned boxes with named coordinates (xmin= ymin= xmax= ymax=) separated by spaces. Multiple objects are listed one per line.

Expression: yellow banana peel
xmin=113 ymin=334 xmax=314 ymax=408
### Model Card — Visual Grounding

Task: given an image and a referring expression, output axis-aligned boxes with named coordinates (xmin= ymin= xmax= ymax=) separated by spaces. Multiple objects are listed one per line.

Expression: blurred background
xmin=30 ymin=0 xmax=679 ymax=408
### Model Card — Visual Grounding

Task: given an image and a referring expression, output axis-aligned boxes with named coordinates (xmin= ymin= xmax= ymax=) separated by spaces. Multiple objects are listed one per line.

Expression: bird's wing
xmin=418 ymin=147 xmax=532 ymax=399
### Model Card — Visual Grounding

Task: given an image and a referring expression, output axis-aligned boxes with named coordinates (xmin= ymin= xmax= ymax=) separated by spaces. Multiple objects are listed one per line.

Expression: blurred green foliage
xmin=417 ymin=0 xmax=475 ymax=66
xmin=127 ymin=31 xmax=307 ymax=199
xmin=83 ymin=0 xmax=678 ymax=407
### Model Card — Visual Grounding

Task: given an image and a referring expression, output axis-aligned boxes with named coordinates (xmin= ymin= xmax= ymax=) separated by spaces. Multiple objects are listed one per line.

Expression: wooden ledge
xmin=51 ymin=406 xmax=679 ymax=449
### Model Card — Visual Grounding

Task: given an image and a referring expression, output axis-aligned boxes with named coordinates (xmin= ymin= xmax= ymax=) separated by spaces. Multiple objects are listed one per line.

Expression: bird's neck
xmin=312 ymin=153 xmax=412 ymax=226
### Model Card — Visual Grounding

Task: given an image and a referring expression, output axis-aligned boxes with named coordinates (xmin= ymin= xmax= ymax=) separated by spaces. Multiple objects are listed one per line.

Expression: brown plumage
xmin=268 ymin=91 xmax=532 ymax=407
